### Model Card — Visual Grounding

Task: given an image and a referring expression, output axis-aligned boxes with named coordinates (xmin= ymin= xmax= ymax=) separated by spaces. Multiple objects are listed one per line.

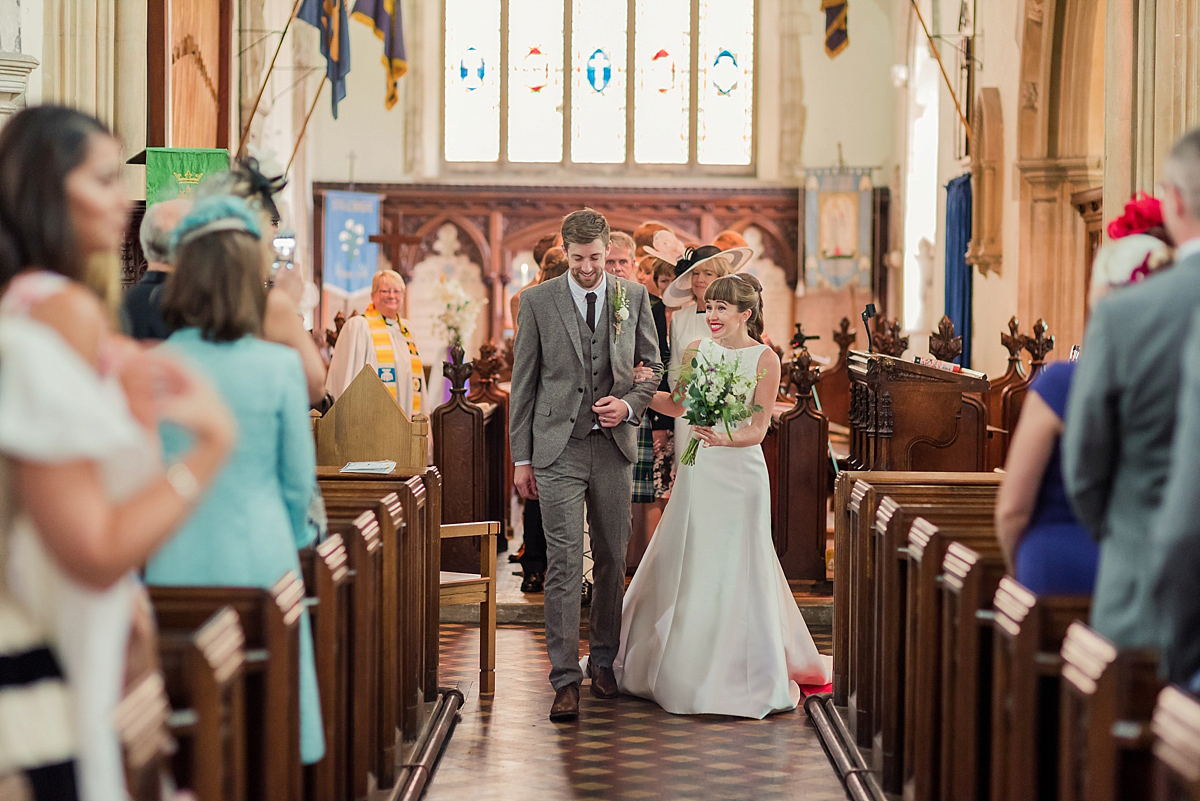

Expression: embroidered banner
xmin=803 ymin=168 xmax=873 ymax=291
xmin=322 ymin=190 xmax=380 ymax=297
xmin=144 ymin=148 xmax=230 ymax=205
xmin=821 ymin=0 xmax=849 ymax=58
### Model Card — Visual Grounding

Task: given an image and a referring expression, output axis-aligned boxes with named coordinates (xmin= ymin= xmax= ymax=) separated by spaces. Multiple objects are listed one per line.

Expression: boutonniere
xmin=610 ymin=282 xmax=630 ymax=337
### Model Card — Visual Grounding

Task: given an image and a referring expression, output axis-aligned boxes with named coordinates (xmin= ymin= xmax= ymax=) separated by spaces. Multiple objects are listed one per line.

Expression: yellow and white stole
xmin=363 ymin=303 xmax=425 ymax=413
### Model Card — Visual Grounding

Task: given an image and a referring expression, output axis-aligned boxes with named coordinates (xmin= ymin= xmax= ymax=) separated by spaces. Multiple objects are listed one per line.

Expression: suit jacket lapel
xmin=607 ymin=278 xmax=627 ymax=381
xmin=555 ymin=277 xmax=585 ymax=366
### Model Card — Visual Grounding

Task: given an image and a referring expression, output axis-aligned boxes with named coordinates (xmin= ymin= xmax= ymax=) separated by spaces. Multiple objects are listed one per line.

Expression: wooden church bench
xmin=150 ymin=574 xmax=305 ymax=801
xmin=989 ymin=579 xmax=1090 ymax=801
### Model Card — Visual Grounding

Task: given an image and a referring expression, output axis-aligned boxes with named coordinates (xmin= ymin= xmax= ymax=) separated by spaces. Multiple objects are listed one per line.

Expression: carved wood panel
xmin=313 ymin=183 xmax=802 ymax=341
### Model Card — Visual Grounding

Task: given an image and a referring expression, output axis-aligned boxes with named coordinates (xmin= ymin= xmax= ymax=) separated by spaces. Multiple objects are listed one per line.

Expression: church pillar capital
xmin=0 ymin=51 xmax=38 ymax=124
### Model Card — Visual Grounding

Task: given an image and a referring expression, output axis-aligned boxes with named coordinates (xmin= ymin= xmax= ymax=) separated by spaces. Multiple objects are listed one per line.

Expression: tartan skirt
xmin=632 ymin=416 xmax=656 ymax=503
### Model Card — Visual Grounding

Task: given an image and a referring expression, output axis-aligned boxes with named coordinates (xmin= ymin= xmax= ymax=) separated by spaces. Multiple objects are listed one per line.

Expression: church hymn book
xmin=339 ymin=460 xmax=397 ymax=474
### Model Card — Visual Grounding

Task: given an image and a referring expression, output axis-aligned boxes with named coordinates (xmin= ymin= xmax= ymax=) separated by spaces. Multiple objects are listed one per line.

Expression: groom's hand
xmin=514 ymin=464 xmax=539 ymax=499
xmin=593 ymin=396 xmax=628 ymax=428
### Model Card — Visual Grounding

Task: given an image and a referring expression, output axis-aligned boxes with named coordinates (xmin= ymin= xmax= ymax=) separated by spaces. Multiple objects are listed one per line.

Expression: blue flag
xmin=352 ymin=0 xmax=408 ymax=110
xmin=821 ymin=0 xmax=848 ymax=58
xmin=323 ymin=191 xmax=379 ymax=297
xmin=299 ymin=0 xmax=351 ymax=118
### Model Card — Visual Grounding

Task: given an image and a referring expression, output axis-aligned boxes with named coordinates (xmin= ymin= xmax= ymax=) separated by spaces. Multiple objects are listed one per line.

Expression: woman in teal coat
xmin=144 ymin=195 xmax=324 ymax=763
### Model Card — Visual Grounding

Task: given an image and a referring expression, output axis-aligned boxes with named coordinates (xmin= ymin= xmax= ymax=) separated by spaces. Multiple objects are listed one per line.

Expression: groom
xmin=510 ymin=208 xmax=662 ymax=721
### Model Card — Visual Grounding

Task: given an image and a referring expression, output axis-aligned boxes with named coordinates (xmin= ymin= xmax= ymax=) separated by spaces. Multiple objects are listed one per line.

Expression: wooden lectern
xmin=847 ymin=351 xmax=990 ymax=471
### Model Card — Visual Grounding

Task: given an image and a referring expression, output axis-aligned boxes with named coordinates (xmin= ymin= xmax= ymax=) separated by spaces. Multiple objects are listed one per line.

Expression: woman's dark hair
xmin=705 ymin=273 xmax=765 ymax=343
xmin=0 ymin=105 xmax=112 ymax=286
xmin=161 ymin=230 xmax=268 ymax=342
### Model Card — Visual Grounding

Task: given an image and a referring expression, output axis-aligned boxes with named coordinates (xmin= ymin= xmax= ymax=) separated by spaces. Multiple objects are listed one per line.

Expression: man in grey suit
xmin=1063 ymin=128 xmax=1200 ymax=649
xmin=1150 ymin=129 xmax=1200 ymax=680
xmin=509 ymin=208 xmax=662 ymax=720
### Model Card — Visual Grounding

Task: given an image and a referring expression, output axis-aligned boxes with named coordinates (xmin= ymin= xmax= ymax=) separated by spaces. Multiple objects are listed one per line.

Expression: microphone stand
xmin=862 ymin=303 xmax=877 ymax=353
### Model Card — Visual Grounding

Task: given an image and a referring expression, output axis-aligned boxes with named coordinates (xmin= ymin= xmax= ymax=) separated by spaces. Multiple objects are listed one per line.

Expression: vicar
xmin=325 ymin=269 xmax=426 ymax=418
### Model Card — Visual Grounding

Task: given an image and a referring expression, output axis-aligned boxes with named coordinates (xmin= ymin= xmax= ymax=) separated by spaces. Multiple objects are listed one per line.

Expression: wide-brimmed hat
xmin=643 ymin=229 xmax=686 ymax=265
xmin=661 ymin=245 xmax=753 ymax=307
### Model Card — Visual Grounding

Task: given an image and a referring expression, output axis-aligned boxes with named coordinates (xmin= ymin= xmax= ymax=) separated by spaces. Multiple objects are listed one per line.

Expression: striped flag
xmin=352 ymin=0 xmax=408 ymax=109
xmin=821 ymin=0 xmax=849 ymax=58
xmin=298 ymin=0 xmax=352 ymax=118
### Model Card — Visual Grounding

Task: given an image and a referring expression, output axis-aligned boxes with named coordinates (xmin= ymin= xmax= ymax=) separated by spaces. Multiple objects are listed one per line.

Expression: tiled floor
xmin=426 ymin=623 xmax=847 ymax=801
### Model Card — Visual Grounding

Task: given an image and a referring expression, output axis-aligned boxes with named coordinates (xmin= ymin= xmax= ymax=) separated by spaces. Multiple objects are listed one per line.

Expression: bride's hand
xmin=633 ymin=361 xmax=656 ymax=383
xmin=693 ymin=425 xmax=732 ymax=448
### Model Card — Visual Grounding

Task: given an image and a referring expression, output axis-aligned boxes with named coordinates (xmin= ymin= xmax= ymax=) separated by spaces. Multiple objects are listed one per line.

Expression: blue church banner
xmin=803 ymin=168 xmax=873 ymax=291
xmin=323 ymin=191 xmax=380 ymax=297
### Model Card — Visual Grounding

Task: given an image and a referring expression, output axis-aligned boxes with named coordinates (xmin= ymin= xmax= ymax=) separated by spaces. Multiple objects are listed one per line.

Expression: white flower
xmin=615 ymin=307 xmax=630 ymax=322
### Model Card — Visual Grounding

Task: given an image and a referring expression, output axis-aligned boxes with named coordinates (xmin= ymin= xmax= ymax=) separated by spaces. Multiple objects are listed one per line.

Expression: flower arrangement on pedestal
xmin=433 ymin=276 xmax=478 ymax=348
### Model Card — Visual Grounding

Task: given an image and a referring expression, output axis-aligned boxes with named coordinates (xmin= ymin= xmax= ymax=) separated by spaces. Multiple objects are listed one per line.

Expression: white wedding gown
xmin=613 ymin=338 xmax=831 ymax=717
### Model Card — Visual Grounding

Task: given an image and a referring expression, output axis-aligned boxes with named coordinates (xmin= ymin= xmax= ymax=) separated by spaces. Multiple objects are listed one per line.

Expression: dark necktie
xmin=585 ymin=291 xmax=597 ymax=332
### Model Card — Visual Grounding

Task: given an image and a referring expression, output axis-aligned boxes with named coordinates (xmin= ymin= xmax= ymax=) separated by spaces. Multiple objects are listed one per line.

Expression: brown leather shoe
xmin=549 ymin=683 xmax=580 ymax=721
xmin=588 ymin=663 xmax=619 ymax=699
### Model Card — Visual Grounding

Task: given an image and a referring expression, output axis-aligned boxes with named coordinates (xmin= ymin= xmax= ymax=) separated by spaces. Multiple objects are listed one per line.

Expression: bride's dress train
xmin=613 ymin=340 xmax=831 ymax=718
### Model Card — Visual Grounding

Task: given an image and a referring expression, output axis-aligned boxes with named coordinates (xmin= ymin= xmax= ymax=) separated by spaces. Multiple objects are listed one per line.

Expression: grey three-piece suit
xmin=509 ymin=273 xmax=662 ymax=689
xmin=1063 ymin=251 xmax=1200 ymax=648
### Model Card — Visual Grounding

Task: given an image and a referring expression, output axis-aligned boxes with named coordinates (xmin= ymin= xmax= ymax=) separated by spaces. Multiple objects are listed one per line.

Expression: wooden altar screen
xmin=311 ymin=183 xmax=802 ymax=339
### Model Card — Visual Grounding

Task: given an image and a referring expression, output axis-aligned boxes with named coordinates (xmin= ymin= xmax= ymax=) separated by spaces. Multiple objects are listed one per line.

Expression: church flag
xmin=323 ymin=191 xmax=380 ymax=298
xmin=821 ymin=0 xmax=849 ymax=58
xmin=299 ymin=0 xmax=351 ymax=118
xmin=352 ymin=0 xmax=408 ymax=110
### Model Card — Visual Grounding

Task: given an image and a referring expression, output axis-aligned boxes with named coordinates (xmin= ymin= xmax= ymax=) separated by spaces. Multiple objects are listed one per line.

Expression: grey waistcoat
xmin=571 ymin=293 xmax=614 ymax=440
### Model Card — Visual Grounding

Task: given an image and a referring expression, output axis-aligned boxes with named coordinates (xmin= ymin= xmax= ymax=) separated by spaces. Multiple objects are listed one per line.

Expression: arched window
xmin=443 ymin=0 xmax=755 ymax=172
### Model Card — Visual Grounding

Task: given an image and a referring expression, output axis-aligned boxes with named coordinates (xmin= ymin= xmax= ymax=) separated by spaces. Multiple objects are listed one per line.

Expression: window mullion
xmin=688 ymin=0 xmax=700 ymax=170
xmin=563 ymin=0 xmax=572 ymax=166
xmin=499 ymin=0 xmax=510 ymax=168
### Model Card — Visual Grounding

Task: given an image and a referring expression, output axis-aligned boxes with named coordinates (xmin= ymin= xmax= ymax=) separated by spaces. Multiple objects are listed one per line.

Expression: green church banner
xmin=144 ymin=148 xmax=230 ymax=204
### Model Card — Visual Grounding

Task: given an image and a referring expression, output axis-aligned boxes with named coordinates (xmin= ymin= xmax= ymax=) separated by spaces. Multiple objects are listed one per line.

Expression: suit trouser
xmin=535 ymin=430 xmax=633 ymax=689
xmin=518 ymin=498 xmax=546 ymax=574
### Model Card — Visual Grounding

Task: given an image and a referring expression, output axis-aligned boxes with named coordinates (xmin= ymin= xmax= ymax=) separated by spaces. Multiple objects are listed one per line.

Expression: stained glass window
xmin=697 ymin=0 xmax=754 ymax=165
xmin=632 ymin=0 xmax=691 ymax=165
xmin=444 ymin=0 xmax=502 ymax=162
xmin=570 ymin=0 xmax=627 ymax=164
xmin=507 ymin=0 xmax=566 ymax=163
xmin=442 ymin=0 xmax=755 ymax=170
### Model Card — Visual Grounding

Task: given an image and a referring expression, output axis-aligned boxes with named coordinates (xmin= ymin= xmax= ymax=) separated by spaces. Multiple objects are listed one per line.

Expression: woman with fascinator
xmin=613 ymin=273 xmax=831 ymax=717
xmin=995 ymin=192 xmax=1173 ymax=594
xmin=143 ymin=195 xmax=326 ymax=764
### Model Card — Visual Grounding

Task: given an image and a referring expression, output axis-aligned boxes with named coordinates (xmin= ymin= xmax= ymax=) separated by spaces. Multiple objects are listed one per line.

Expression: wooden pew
xmin=903 ymin=519 xmax=1000 ymax=801
xmin=298 ymin=535 xmax=352 ymax=801
xmin=1151 ymin=685 xmax=1200 ymax=800
xmin=870 ymin=496 xmax=998 ymax=793
xmin=763 ymin=341 xmax=829 ymax=584
xmin=326 ymin=510 xmax=384 ymax=800
xmin=468 ymin=342 xmax=513 ymax=540
xmin=433 ymin=347 xmax=508 ymax=571
xmin=939 ymin=543 xmax=1007 ymax=801
xmin=150 ymin=574 xmax=305 ymax=801
xmin=116 ymin=670 xmax=173 ymax=801
xmin=990 ymin=579 xmax=1090 ymax=801
xmin=818 ymin=316 xmax=856 ymax=429
xmin=834 ymin=471 xmax=1002 ymax=743
xmin=997 ymin=319 xmax=1054 ymax=463
xmin=846 ymin=351 xmax=990 ymax=472
xmin=155 ymin=606 xmax=247 ymax=801
xmin=984 ymin=318 xmax=1030 ymax=470
xmin=1059 ymin=622 xmax=1161 ymax=801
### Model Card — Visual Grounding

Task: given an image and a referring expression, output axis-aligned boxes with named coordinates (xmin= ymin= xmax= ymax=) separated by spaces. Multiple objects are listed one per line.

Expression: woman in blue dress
xmin=996 ymin=197 xmax=1174 ymax=594
xmin=143 ymin=195 xmax=324 ymax=763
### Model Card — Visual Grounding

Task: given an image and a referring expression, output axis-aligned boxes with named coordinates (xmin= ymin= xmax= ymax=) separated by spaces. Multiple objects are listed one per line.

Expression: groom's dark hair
xmin=561 ymin=208 xmax=610 ymax=248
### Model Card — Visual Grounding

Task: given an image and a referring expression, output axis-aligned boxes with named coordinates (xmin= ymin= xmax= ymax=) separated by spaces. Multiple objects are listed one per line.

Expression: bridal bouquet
xmin=678 ymin=349 xmax=764 ymax=466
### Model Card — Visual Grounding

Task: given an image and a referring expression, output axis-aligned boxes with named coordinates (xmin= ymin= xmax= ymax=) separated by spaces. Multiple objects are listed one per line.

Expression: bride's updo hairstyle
xmin=705 ymin=273 xmax=765 ymax=343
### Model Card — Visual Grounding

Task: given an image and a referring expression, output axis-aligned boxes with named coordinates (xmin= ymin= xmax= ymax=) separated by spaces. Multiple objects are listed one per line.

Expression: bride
xmin=614 ymin=273 xmax=831 ymax=717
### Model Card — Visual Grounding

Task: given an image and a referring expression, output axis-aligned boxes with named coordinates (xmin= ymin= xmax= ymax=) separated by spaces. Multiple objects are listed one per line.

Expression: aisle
xmin=427 ymin=623 xmax=848 ymax=801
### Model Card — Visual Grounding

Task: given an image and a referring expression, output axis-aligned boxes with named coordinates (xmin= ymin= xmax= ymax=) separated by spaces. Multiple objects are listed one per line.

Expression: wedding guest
xmin=713 ymin=229 xmax=749 ymax=251
xmin=145 ymin=194 xmax=325 ymax=764
xmin=1064 ymin=128 xmax=1200 ymax=649
xmin=664 ymin=245 xmax=752 ymax=471
xmin=511 ymin=233 xmax=560 ymax=330
xmin=325 ymin=269 xmax=425 ymax=417
xmin=121 ymin=198 xmax=190 ymax=340
xmin=0 ymin=105 xmax=233 ymax=801
xmin=201 ymin=158 xmax=328 ymax=405
xmin=605 ymin=231 xmax=636 ymax=280
xmin=632 ymin=220 xmax=671 ymax=258
xmin=997 ymin=196 xmax=1172 ymax=594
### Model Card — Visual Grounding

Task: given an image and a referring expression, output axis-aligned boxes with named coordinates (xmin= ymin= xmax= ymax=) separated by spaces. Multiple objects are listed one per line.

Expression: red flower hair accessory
xmin=1107 ymin=191 xmax=1164 ymax=240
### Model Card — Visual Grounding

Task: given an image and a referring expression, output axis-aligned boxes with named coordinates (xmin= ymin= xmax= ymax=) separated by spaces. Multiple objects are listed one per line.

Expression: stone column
xmin=42 ymin=0 xmax=117 ymax=124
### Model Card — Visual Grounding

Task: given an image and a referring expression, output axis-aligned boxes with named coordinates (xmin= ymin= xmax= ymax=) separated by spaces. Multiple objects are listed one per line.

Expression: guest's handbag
xmin=0 ymin=456 xmax=81 ymax=801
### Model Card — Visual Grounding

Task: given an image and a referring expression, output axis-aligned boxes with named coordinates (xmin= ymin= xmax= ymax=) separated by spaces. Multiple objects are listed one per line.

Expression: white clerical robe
xmin=324 ymin=314 xmax=425 ymax=418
